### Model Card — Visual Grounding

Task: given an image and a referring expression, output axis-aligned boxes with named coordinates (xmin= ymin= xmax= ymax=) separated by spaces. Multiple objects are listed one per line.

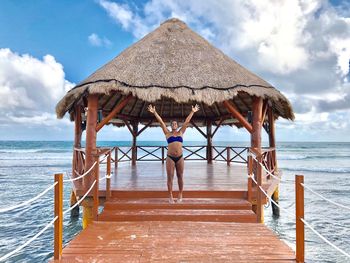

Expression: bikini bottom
xmin=167 ymin=154 xmax=183 ymax=164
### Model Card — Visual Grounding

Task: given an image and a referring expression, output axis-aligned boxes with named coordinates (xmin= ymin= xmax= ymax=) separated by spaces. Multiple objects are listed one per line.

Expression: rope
xmin=63 ymin=161 xmax=97 ymax=182
xmin=301 ymin=183 xmax=350 ymax=212
xmin=301 ymin=218 xmax=350 ymax=259
xmin=0 ymin=216 xmax=58 ymax=262
xmin=248 ymin=174 xmax=295 ymax=218
xmin=63 ymin=180 xmax=96 ymax=216
xmin=0 ymin=182 xmax=57 ymax=213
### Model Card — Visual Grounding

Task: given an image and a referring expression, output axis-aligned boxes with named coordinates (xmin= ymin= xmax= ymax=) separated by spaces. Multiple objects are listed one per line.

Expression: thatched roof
xmin=56 ymin=18 xmax=294 ymax=127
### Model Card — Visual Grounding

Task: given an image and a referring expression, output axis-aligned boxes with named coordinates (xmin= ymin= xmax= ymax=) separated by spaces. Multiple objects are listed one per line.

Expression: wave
xmin=281 ymin=166 xmax=350 ymax=173
xmin=0 ymin=149 xmax=70 ymax=154
xmin=278 ymin=154 xmax=350 ymax=160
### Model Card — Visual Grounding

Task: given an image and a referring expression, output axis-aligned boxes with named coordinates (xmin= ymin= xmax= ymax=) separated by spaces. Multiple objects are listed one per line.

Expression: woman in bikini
xmin=148 ymin=104 xmax=199 ymax=203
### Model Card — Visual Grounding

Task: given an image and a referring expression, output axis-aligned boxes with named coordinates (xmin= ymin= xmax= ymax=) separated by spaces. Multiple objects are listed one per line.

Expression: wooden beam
xmin=190 ymin=120 xmax=207 ymax=138
xmin=223 ymin=100 xmax=253 ymax=133
xmin=96 ymin=94 xmax=133 ymax=132
xmin=131 ymin=121 xmax=138 ymax=166
xmin=137 ymin=120 xmax=153 ymax=136
xmin=123 ymin=119 xmax=135 ymax=136
xmin=212 ymin=118 xmax=224 ymax=137
xmin=261 ymin=100 xmax=268 ymax=127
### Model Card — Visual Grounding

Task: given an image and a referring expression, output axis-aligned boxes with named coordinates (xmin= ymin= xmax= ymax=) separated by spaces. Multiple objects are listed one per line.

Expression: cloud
xmin=0 ymin=48 xmax=74 ymax=129
xmin=88 ymin=33 xmax=112 ymax=47
xmin=96 ymin=0 xmax=350 ymax=141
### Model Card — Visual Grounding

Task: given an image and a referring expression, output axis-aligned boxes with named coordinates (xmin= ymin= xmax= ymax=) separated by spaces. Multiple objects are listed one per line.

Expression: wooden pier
xmin=51 ymin=158 xmax=296 ymax=262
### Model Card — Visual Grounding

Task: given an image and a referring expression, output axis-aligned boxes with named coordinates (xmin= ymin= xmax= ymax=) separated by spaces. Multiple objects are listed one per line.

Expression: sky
xmin=0 ymin=0 xmax=350 ymax=142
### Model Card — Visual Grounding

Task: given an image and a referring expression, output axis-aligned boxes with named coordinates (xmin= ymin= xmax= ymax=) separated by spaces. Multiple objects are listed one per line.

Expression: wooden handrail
xmin=296 ymin=175 xmax=305 ymax=262
xmin=54 ymin=173 xmax=63 ymax=260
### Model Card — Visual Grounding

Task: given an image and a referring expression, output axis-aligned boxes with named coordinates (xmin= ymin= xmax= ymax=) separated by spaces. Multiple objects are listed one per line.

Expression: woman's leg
xmin=166 ymin=157 xmax=175 ymax=203
xmin=175 ymin=157 xmax=184 ymax=202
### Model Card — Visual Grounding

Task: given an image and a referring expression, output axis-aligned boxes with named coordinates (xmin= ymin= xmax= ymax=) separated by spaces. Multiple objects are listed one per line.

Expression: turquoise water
xmin=0 ymin=141 xmax=349 ymax=262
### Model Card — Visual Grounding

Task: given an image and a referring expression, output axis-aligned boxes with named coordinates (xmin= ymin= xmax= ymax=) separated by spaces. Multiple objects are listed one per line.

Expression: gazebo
xmin=56 ymin=18 xmax=294 ymax=227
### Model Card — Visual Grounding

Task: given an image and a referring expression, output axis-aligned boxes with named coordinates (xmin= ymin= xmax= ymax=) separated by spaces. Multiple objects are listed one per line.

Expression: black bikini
xmin=167 ymin=134 xmax=183 ymax=163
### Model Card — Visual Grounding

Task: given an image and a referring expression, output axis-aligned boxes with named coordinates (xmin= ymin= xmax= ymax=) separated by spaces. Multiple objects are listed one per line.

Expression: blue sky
xmin=0 ymin=0 xmax=350 ymax=142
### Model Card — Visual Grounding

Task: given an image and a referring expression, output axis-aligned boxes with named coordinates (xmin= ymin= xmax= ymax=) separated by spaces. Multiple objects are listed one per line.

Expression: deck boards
xmin=53 ymin=221 xmax=295 ymax=262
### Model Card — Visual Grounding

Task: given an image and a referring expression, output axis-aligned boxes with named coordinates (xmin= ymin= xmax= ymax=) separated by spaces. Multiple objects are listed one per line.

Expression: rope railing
xmin=63 ymin=180 xmax=97 ymax=216
xmin=300 ymin=183 xmax=350 ymax=212
xmin=300 ymin=218 xmax=350 ymax=259
xmin=251 ymin=154 xmax=350 ymax=261
xmin=0 ymin=182 xmax=57 ymax=213
xmin=248 ymin=174 xmax=295 ymax=218
xmin=0 ymin=216 xmax=58 ymax=262
xmin=64 ymin=161 xmax=97 ymax=182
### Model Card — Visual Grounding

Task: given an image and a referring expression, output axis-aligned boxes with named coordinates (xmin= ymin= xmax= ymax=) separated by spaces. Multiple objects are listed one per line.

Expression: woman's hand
xmin=147 ymin=104 xmax=156 ymax=114
xmin=192 ymin=104 xmax=200 ymax=113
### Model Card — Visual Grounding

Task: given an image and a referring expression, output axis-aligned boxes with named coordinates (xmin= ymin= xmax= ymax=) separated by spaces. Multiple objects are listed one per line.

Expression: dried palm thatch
xmin=56 ymin=18 xmax=294 ymax=126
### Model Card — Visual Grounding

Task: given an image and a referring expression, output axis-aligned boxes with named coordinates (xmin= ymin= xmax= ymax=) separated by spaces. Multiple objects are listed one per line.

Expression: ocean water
xmin=0 ymin=141 xmax=349 ymax=262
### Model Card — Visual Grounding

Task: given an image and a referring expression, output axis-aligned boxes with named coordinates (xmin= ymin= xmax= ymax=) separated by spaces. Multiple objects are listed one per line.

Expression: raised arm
xmin=147 ymin=104 xmax=169 ymax=135
xmin=180 ymin=104 xmax=200 ymax=134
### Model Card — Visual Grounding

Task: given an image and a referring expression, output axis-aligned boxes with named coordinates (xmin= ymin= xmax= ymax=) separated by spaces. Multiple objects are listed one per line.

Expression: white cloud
xmin=0 ymin=48 xmax=74 ymax=128
xmin=88 ymin=33 xmax=112 ymax=47
xmin=96 ymin=0 xmax=350 ymax=141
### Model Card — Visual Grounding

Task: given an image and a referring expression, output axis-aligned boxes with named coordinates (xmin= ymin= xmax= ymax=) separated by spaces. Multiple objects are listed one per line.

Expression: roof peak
xmin=161 ymin=17 xmax=187 ymax=26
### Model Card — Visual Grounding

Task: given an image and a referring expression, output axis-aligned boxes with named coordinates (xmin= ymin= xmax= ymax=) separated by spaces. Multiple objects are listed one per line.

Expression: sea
xmin=0 ymin=141 xmax=349 ymax=262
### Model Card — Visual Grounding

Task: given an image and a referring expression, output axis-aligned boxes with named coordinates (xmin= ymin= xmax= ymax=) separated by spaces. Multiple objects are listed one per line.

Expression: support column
xmin=206 ymin=120 xmax=213 ymax=163
xmin=251 ymin=97 xmax=263 ymax=223
xmin=131 ymin=121 xmax=138 ymax=166
xmin=71 ymin=106 xmax=82 ymax=218
xmin=268 ymin=106 xmax=280 ymax=217
xmin=83 ymin=94 xmax=98 ymax=229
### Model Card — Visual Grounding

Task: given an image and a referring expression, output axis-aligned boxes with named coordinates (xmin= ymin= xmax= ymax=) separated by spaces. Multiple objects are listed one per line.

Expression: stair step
xmin=98 ymin=209 xmax=256 ymax=223
xmin=111 ymin=190 xmax=247 ymax=199
xmin=104 ymin=198 xmax=252 ymax=210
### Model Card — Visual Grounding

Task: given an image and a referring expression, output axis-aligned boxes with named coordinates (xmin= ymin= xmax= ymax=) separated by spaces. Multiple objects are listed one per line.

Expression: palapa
xmin=56 ymin=18 xmax=294 ymax=127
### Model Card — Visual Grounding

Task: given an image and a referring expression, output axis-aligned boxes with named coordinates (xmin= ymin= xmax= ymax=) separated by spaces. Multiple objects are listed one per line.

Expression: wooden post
xmin=256 ymin=153 xmax=263 ymax=223
xmin=247 ymin=177 xmax=252 ymax=203
xmin=54 ymin=173 xmax=63 ymax=260
xmin=83 ymin=94 xmax=98 ymax=228
xmin=161 ymin=147 xmax=165 ymax=164
xmin=106 ymin=152 xmax=111 ymax=201
xmin=251 ymin=96 xmax=263 ymax=223
xmin=268 ymin=106 xmax=280 ymax=217
xmin=131 ymin=121 xmax=138 ymax=166
xmin=226 ymin=147 xmax=230 ymax=166
xmin=93 ymin=155 xmax=99 ymax=221
xmin=296 ymin=175 xmax=305 ymax=263
xmin=206 ymin=120 xmax=213 ymax=163
xmin=115 ymin=147 xmax=118 ymax=170
xmin=71 ymin=105 xmax=82 ymax=218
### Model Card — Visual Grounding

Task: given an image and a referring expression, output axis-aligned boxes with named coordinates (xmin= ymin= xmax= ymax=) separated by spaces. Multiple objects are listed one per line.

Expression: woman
xmin=148 ymin=104 xmax=199 ymax=203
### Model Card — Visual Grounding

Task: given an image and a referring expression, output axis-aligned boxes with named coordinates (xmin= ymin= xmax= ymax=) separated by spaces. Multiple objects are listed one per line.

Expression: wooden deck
xmin=53 ymin=221 xmax=295 ymax=262
xmin=74 ymin=161 xmax=279 ymax=199
xmin=57 ymin=161 xmax=294 ymax=262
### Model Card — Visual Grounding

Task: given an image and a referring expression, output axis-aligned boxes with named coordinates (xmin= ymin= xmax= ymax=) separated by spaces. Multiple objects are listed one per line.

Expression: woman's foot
xmin=177 ymin=193 xmax=183 ymax=203
xmin=169 ymin=196 xmax=175 ymax=204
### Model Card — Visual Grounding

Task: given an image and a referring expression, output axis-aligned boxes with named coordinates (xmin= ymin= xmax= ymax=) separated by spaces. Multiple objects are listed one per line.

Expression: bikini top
xmin=167 ymin=135 xmax=183 ymax=144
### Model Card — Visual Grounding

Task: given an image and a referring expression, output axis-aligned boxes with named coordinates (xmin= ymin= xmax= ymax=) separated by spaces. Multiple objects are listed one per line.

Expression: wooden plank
xmin=223 ymin=100 xmax=253 ymax=133
xmin=52 ymin=221 xmax=295 ymax=262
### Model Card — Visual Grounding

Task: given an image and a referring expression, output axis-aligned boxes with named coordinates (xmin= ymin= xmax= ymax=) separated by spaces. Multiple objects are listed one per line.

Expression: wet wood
xmin=54 ymin=173 xmax=63 ymax=260
xmin=84 ymin=94 xmax=98 ymax=189
xmin=223 ymin=100 xmax=253 ymax=133
xmin=52 ymin=221 xmax=296 ymax=262
xmin=96 ymin=94 xmax=133 ymax=132
xmin=296 ymin=175 xmax=304 ymax=262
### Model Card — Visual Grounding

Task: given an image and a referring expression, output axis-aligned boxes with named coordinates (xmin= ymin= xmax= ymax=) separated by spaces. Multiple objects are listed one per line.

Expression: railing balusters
xmin=93 ymin=155 xmax=99 ymax=221
xmin=226 ymin=147 xmax=230 ymax=166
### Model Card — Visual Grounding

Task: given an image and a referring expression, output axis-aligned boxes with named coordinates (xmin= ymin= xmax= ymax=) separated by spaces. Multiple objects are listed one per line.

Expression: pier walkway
xmin=52 ymin=161 xmax=295 ymax=262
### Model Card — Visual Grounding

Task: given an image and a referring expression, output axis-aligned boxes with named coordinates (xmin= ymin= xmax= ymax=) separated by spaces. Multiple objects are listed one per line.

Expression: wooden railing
xmin=212 ymin=146 xmax=249 ymax=165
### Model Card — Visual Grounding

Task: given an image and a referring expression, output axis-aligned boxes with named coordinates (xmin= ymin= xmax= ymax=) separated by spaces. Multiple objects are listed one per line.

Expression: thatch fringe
xmin=56 ymin=79 xmax=294 ymax=120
